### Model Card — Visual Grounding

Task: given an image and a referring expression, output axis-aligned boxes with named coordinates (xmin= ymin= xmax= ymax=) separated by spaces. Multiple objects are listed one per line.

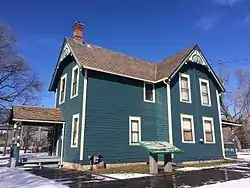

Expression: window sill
xmin=129 ymin=143 xmax=140 ymax=146
xmin=201 ymin=104 xmax=211 ymax=107
xmin=70 ymin=94 xmax=78 ymax=99
xmin=70 ymin=145 xmax=78 ymax=148
xmin=204 ymin=142 xmax=216 ymax=144
xmin=180 ymin=100 xmax=192 ymax=104
xmin=144 ymin=100 xmax=155 ymax=103
xmin=59 ymin=100 xmax=65 ymax=105
xmin=182 ymin=141 xmax=196 ymax=144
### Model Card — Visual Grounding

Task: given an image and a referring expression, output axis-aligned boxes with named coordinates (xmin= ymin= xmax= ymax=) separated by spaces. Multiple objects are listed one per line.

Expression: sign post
xmin=139 ymin=141 xmax=182 ymax=174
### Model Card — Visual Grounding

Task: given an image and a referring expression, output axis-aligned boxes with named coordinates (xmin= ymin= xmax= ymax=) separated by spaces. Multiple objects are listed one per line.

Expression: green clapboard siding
xmin=84 ymin=70 xmax=169 ymax=164
xmin=55 ymin=58 xmax=84 ymax=164
xmin=170 ymin=63 xmax=223 ymax=162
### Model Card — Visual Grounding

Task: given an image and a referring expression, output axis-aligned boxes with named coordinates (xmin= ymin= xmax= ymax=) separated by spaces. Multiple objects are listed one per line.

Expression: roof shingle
xmin=12 ymin=105 xmax=64 ymax=123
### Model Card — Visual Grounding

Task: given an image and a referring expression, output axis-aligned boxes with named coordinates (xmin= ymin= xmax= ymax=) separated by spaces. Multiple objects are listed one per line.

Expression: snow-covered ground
xmin=197 ymin=178 xmax=250 ymax=188
xmin=237 ymin=152 xmax=250 ymax=162
xmin=0 ymin=167 xmax=68 ymax=188
xmin=103 ymin=173 xmax=152 ymax=179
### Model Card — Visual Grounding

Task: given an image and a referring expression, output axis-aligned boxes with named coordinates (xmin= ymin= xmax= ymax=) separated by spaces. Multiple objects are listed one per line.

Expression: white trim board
xmin=70 ymin=64 xmax=80 ymax=99
xmin=202 ymin=116 xmax=216 ymax=144
xmin=80 ymin=69 xmax=88 ymax=160
xmin=143 ymin=82 xmax=155 ymax=103
xmin=71 ymin=113 xmax=80 ymax=148
xmin=129 ymin=116 xmax=141 ymax=146
xmin=167 ymin=83 xmax=173 ymax=145
xmin=179 ymin=73 xmax=192 ymax=103
xmin=216 ymin=90 xmax=225 ymax=158
xmin=59 ymin=73 xmax=67 ymax=105
xmin=180 ymin=114 xmax=195 ymax=144
xmin=199 ymin=78 xmax=211 ymax=107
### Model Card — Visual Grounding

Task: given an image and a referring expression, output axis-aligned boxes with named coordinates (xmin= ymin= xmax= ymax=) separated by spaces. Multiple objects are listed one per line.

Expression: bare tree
xmin=0 ymin=22 xmax=41 ymax=110
xmin=220 ymin=67 xmax=250 ymax=151
xmin=0 ymin=23 xmax=42 ymax=155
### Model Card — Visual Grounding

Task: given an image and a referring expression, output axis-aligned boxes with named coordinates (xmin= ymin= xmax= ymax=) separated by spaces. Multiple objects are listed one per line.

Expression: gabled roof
xmin=49 ymin=38 xmax=225 ymax=92
xmin=10 ymin=105 xmax=64 ymax=123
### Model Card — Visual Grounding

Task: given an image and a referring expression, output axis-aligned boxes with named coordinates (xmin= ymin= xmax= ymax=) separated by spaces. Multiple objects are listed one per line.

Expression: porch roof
xmin=9 ymin=105 xmax=65 ymax=124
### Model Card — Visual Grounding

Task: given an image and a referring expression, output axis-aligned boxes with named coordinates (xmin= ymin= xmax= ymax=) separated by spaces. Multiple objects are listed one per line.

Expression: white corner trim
xmin=216 ymin=90 xmax=225 ymax=158
xmin=199 ymin=78 xmax=211 ymax=107
xmin=80 ymin=69 xmax=88 ymax=160
xmin=59 ymin=73 xmax=67 ymax=105
xmin=71 ymin=113 xmax=80 ymax=148
xmin=56 ymin=137 xmax=59 ymax=156
xmin=54 ymin=88 xmax=57 ymax=107
xmin=202 ymin=116 xmax=216 ymax=144
xmin=70 ymin=65 xmax=80 ymax=99
xmin=180 ymin=114 xmax=195 ymax=144
xmin=143 ymin=82 xmax=155 ymax=103
xmin=179 ymin=73 xmax=192 ymax=103
xmin=61 ymin=122 xmax=65 ymax=164
xmin=129 ymin=116 xmax=141 ymax=146
xmin=167 ymin=83 xmax=173 ymax=145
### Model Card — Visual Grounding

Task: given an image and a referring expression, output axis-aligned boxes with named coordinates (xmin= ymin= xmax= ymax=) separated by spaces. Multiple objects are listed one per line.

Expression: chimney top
xmin=73 ymin=21 xmax=85 ymax=42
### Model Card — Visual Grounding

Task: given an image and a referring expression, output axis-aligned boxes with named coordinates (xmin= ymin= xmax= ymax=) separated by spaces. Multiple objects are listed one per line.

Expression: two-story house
xmin=49 ymin=22 xmax=226 ymax=168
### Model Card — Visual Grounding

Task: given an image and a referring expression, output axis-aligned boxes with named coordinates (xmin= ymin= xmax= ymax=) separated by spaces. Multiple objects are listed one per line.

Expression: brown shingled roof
xmin=66 ymin=38 xmax=195 ymax=82
xmin=12 ymin=105 xmax=64 ymax=123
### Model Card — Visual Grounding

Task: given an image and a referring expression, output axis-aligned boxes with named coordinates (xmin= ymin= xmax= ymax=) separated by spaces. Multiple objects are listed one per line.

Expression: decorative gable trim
xmin=169 ymin=46 xmax=225 ymax=92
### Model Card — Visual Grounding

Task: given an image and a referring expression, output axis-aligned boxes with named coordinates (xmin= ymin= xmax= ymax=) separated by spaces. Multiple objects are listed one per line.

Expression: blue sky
xmin=1 ymin=0 xmax=250 ymax=107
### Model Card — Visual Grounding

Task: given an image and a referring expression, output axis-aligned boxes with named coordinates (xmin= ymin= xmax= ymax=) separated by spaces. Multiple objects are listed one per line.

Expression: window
xmin=71 ymin=65 xmax=79 ymax=98
xmin=180 ymin=114 xmax=195 ymax=143
xmin=199 ymin=79 xmax=211 ymax=106
xmin=144 ymin=83 xmax=155 ymax=103
xmin=129 ymin=116 xmax=141 ymax=145
xmin=203 ymin=117 xmax=215 ymax=143
xmin=59 ymin=74 xmax=67 ymax=104
xmin=71 ymin=114 xmax=79 ymax=147
xmin=179 ymin=74 xmax=191 ymax=103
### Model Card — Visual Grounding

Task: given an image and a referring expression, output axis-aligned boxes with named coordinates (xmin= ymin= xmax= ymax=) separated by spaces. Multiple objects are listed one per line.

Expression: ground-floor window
xmin=180 ymin=114 xmax=195 ymax=143
xmin=202 ymin=116 xmax=215 ymax=143
xmin=71 ymin=113 xmax=79 ymax=147
xmin=129 ymin=116 xmax=141 ymax=145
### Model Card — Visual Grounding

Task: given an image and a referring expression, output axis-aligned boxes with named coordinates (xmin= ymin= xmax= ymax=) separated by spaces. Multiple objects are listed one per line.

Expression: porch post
xmin=164 ymin=153 xmax=172 ymax=172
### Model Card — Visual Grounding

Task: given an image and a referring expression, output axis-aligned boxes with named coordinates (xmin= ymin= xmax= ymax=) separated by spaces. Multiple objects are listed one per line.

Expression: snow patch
xmin=0 ymin=167 xmax=67 ymax=188
xmin=197 ymin=177 xmax=250 ymax=187
xmin=103 ymin=173 xmax=152 ymax=179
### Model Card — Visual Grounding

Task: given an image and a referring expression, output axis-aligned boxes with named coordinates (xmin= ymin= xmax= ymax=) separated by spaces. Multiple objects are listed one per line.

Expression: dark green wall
xmin=170 ymin=63 xmax=223 ymax=162
xmin=84 ymin=70 xmax=169 ymax=164
xmin=55 ymin=58 xmax=83 ymax=164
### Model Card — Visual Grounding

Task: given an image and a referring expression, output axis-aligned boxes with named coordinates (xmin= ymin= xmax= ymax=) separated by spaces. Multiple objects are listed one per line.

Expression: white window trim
xmin=143 ymin=82 xmax=155 ymax=103
xmin=202 ymin=116 xmax=216 ymax=144
xmin=129 ymin=116 xmax=141 ymax=146
xmin=179 ymin=73 xmax=192 ymax=103
xmin=71 ymin=113 xmax=79 ymax=148
xmin=180 ymin=114 xmax=195 ymax=143
xmin=199 ymin=78 xmax=211 ymax=107
xmin=70 ymin=65 xmax=80 ymax=99
xmin=59 ymin=73 xmax=67 ymax=105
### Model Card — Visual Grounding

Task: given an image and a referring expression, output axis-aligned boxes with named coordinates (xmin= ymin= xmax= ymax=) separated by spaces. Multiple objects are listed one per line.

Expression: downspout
xmin=163 ymin=79 xmax=173 ymax=145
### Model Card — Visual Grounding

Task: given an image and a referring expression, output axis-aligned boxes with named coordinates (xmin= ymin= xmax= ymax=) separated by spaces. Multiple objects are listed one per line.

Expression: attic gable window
xmin=71 ymin=65 xmax=79 ymax=98
xmin=179 ymin=73 xmax=191 ymax=103
xmin=199 ymin=78 xmax=211 ymax=106
xmin=144 ymin=83 xmax=155 ymax=103
xmin=59 ymin=73 xmax=67 ymax=105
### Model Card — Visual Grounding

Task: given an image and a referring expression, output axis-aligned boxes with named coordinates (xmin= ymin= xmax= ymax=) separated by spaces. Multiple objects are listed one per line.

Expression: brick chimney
xmin=73 ymin=21 xmax=84 ymax=42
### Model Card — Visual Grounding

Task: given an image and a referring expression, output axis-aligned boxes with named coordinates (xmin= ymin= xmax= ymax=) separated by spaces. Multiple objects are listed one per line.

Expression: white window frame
xmin=199 ymin=78 xmax=211 ymax=107
xmin=59 ymin=73 xmax=67 ymax=105
xmin=180 ymin=114 xmax=195 ymax=143
xmin=143 ymin=82 xmax=155 ymax=103
xmin=202 ymin=116 xmax=215 ymax=144
xmin=70 ymin=65 xmax=80 ymax=99
xmin=179 ymin=73 xmax=192 ymax=103
xmin=129 ymin=116 xmax=141 ymax=146
xmin=71 ymin=113 xmax=79 ymax=148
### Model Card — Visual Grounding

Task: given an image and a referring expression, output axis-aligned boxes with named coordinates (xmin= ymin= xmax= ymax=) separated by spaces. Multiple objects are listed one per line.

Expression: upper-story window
xmin=202 ymin=117 xmax=215 ymax=144
xmin=181 ymin=114 xmax=195 ymax=143
xmin=59 ymin=73 xmax=67 ymax=104
xmin=71 ymin=65 xmax=79 ymax=98
xmin=199 ymin=78 xmax=211 ymax=106
xmin=129 ymin=116 xmax=141 ymax=145
xmin=179 ymin=73 xmax=191 ymax=103
xmin=144 ymin=82 xmax=155 ymax=103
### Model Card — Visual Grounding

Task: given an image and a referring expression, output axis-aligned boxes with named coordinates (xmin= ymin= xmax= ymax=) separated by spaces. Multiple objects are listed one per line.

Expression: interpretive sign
xmin=139 ymin=141 xmax=182 ymax=154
